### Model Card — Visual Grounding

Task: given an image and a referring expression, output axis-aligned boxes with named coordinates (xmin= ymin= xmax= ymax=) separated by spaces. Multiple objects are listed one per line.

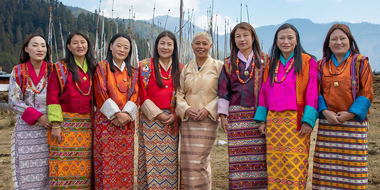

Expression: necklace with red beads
xmin=328 ymin=58 xmax=349 ymax=76
xmin=158 ymin=64 xmax=172 ymax=80
xmin=274 ymin=58 xmax=294 ymax=83
xmin=235 ymin=55 xmax=255 ymax=84
xmin=26 ymin=62 xmax=47 ymax=94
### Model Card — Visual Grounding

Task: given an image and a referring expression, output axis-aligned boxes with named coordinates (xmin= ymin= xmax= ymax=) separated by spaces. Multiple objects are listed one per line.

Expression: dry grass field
xmin=1 ymin=75 xmax=380 ymax=189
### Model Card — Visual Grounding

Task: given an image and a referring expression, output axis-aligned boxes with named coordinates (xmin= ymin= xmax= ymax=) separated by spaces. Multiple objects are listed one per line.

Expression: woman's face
xmin=276 ymin=28 xmax=297 ymax=56
xmin=110 ymin=37 xmax=130 ymax=63
xmin=25 ymin=36 xmax=47 ymax=62
xmin=191 ymin=35 xmax=212 ymax=59
xmin=329 ymin=29 xmax=350 ymax=57
xmin=157 ymin=36 xmax=174 ymax=60
xmin=234 ymin=28 xmax=254 ymax=52
xmin=67 ymin=34 xmax=88 ymax=58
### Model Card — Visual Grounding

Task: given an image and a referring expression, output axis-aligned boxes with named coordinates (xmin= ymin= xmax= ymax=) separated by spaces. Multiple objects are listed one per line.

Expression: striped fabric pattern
xmin=227 ymin=105 xmax=267 ymax=189
xmin=312 ymin=119 xmax=368 ymax=190
xmin=138 ymin=110 xmax=179 ymax=190
xmin=48 ymin=112 xmax=92 ymax=190
xmin=180 ymin=118 xmax=218 ymax=190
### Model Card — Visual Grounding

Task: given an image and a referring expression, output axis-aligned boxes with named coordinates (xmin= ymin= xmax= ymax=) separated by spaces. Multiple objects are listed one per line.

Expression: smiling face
xmin=67 ymin=34 xmax=88 ymax=58
xmin=24 ymin=36 xmax=47 ymax=62
xmin=329 ymin=29 xmax=350 ymax=57
xmin=234 ymin=28 xmax=254 ymax=52
xmin=157 ymin=36 xmax=174 ymax=60
xmin=276 ymin=28 xmax=297 ymax=57
xmin=191 ymin=35 xmax=212 ymax=59
xmin=110 ymin=36 xmax=130 ymax=63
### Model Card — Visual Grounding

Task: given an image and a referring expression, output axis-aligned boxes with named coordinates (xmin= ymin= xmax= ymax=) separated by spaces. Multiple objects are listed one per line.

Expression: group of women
xmin=9 ymin=21 xmax=372 ymax=190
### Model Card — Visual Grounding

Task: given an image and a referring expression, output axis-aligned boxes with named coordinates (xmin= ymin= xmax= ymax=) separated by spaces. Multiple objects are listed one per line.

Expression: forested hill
xmin=0 ymin=0 xmax=155 ymax=72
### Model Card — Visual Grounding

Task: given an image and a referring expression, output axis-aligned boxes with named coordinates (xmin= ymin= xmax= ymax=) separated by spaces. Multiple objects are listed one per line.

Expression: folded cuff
xmin=318 ymin=95 xmax=328 ymax=117
xmin=301 ymin=105 xmax=318 ymax=128
xmin=348 ymin=96 xmax=371 ymax=122
xmin=100 ymin=98 xmax=121 ymax=120
xmin=141 ymin=99 xmax=163 ymax=121
xmin=21 ymin=107 xmax=43 ymax=125
xmin=217 ymin=98 xmax=230 ymax=116
xmin=122 ymin=101 xmax=138 ymax=121
xmin=254 ymin=106 xmax=268 ymax=122
xmin=48 ymin=104 xmax=63 ymax=123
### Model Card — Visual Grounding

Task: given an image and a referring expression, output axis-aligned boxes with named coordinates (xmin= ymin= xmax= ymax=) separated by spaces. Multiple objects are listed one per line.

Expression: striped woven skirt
xmin=137 ymin=110 xmax=179 ymax=190
xmin=11 ymin=120 xmax=49 ymax=190
xmin=312 ymin=119 xmax=368 ymax=190
xmin=180 ymin=117 xmax=218 ymax=190
xmin=227 ymin=105 xmax=267 ymax=189
xmin=93 ymin=110 xmax=134 ymax=190
xmin=266 ymin=110 xmax=310 ymax=190
xmin=48 ymin=112 xmax=92 ymax=190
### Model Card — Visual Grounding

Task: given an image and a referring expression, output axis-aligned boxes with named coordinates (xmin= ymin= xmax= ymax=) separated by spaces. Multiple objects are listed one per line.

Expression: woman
xmin=9 ymin=34 xmax=52 ymax=190
xmin=176 ymin=31 xmax=223 ymax=190
xmin=254 ymin=23 xmax=318 ymax=190
xmin=93 ymin=33 xmax=139 ymax=189
xmin=218 ymin=22 xmax=269 ymax=189
xmin=137 ymin=31 xmax=181 ymax=190
xmin=312 ymin=24 xmax=373 ymax=190
xmin=47 ymin=30 xmax=96 ymax=189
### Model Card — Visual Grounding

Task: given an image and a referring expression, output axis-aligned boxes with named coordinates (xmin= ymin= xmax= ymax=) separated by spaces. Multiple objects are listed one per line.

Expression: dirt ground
xmin=1 ymin=76 xmax=380 ymax=189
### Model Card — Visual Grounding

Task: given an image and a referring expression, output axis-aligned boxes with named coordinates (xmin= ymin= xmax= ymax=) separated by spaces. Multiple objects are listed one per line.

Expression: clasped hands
xmin=185 ymin=107 xmax=209 ymax=121
xmin=322 ymin=110 xmax=355 ymax=125
xmin=112 ymin=112 xmax=132 ymax=126
xmin=156 ymin=112 xmax=175 ymax=125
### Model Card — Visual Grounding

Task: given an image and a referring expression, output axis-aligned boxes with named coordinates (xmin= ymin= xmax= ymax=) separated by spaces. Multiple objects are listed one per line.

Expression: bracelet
xmin=52 ymin=125 xmax=61 ymax=129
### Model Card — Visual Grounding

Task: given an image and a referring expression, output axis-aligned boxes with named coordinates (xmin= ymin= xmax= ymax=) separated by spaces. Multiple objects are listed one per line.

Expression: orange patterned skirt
xmin=48 ymin=112 xmax=92 ymax=190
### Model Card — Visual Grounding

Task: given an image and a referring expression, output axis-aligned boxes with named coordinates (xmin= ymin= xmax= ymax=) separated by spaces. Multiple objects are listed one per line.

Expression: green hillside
xmin=0 ymin=0 xmax=154 ymax=72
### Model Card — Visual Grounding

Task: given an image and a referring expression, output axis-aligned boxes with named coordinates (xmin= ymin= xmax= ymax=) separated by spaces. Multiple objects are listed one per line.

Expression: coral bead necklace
xmin=158 ymin=64 xmax=172 ymax=80
xmin=328 ymin=58 xmax=349 ymax=76
xmin=274 ymin=59 xmax=294 ymax=83
xmin=235 ymin=55 xmax=255 ymax=84
xmin=26 ymin=62 xmax=47 ymax=94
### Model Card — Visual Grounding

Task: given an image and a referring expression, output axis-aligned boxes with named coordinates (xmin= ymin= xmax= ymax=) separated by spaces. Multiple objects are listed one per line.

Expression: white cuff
xmin=122 ymin=101 xmax=138 ymax=121
xmin=100 ymin=98 xmax=121 ymax=120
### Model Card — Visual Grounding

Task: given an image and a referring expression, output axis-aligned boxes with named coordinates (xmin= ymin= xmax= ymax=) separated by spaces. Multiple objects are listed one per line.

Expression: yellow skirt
xmin=266 ymin=110 xmax=310 ymax=190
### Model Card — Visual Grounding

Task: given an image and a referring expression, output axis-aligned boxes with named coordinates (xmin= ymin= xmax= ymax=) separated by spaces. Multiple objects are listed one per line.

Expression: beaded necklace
xmin=75 ymin=79 xmax=92 ymax=96
xmin=113 ymin=67 xmax=129 ymax=93
xmin=328 ymin=58 xmax=349 ymax=76
xmin=235 ymin=55 xmax=255 ymax=84
xmin=274 ymin=58 xmax=294 ymax=83
xmin=158 ymin=64 xmax=172 ymax=80
xmin=26 ymin=62 xmax=47 ymax=94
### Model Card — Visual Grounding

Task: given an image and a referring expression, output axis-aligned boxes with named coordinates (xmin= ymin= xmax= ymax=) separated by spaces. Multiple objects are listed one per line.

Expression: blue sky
xmin=60 ymin=0 xmax=380 ymax=34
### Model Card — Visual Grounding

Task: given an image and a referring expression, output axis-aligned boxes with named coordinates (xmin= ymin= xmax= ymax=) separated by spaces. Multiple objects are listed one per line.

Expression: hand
xmin=336 ymin=111 xmax=355 ymax=123
xmin=115 ymin=112 xmax=131 ymax=126
xmin=185 ymin=107 xmax=198 ymax=120
xmin=258 ymin=122 xmax=266 ymax=135
xmin=220 ymin=114 xmax=228 ymax=133
xmin=300 ymin=123 xmax=312 ymax=136
xmin=322 ymin=110 xmax=340 ymax=125
xmin=162 ymin=114 xmax=175 ymax=125
xmin=37 ymin=114 xmax=51 ymax=129
xmin=112 ymin=118 xmax=122 ymax=126
xmin=194 ymin=108 xmax=209 ymax=121
xmin=51 ymin=122 xmax=63 ymax=143
xmin=156 ymin=112 xmax=170 ymax=122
